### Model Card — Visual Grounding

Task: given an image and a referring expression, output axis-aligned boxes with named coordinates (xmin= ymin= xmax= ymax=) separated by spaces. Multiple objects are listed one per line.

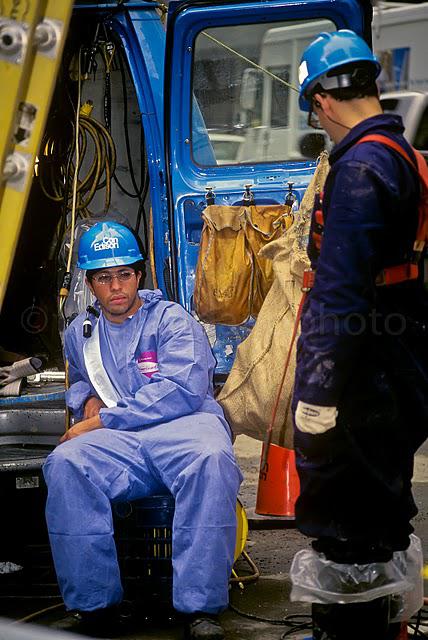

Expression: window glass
xmin=414 ymin=105 xmax=428 ymax=151
xmin=192 ymin=18 xmax=336 ymax=166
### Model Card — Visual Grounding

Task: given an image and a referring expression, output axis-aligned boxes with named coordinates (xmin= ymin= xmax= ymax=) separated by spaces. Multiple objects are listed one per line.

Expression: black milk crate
xmin=113 ymin=494 xmax=175 ymax=608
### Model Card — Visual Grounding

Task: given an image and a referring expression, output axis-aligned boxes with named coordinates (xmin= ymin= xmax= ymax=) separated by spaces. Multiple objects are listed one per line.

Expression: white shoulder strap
xmin=83 ymin=319 xmax=120 ymax=408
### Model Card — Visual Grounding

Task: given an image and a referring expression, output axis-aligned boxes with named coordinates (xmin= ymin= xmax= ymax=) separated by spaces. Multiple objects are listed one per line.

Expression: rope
xmin=260 ymin=288 xmax=308 ymax=469
xmin=66 ymin=48 xmax=82 ymax=276
xmin=201 ymin=31 xmax=299 ymax=93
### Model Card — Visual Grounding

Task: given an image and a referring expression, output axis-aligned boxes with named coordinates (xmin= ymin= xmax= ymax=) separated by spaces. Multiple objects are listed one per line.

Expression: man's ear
xmin=136 ymin=271 xmax=142 ymax=288
xmin=313 ymin=92 xmax=327 ymax=110
xmin=315 ymin=92 xmax=336 ymax=118
xmin=86 ymin=277 xmax=95 ymax=296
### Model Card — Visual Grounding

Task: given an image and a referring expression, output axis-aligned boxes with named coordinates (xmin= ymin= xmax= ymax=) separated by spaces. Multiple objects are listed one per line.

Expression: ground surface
xmin=1 ymin=435 xmax=427 ymax=640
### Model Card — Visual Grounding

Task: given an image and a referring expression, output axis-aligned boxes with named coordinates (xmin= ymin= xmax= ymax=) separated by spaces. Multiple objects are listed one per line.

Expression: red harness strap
xmin=357 ymin=133 xmax=428 ymax=286
xmin=312 ymin=192 xmax=325 ymax=251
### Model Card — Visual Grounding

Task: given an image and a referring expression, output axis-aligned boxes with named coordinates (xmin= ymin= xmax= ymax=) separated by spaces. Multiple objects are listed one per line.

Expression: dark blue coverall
xmin=293 ymin=114 xmax=428 ymax=564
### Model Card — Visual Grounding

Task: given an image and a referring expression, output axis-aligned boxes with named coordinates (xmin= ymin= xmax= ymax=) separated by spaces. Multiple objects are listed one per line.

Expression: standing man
xmin=44 ymin=221 xmax=242 ymax=639
xmin=292 ymin=30 xmax=428 ymax=639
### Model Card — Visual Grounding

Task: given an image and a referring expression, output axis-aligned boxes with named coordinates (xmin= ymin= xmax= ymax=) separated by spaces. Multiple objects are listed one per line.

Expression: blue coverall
xmin=43 ymin=289 xmax=242 ymax=613
xmin=293 ymin=114 xmax=428 ymax=562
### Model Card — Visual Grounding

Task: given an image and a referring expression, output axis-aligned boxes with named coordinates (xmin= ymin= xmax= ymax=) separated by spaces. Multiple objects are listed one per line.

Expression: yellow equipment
xmin=0 ymin=0 xmax=73 ymax=309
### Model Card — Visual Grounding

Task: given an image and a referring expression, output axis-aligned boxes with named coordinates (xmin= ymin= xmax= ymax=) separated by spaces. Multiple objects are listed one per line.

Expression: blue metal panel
xmin=74 ymin=2 xmax=159 ymax=8
xmin=109 ymin=8 xmax=172 ymax=296
xmin=164 ymin=0 xmax=366 ymax=372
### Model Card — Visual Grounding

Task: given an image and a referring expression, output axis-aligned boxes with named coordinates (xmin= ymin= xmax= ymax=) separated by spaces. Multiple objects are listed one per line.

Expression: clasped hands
xmin=60 ymin=396 xmax=106 ymax=443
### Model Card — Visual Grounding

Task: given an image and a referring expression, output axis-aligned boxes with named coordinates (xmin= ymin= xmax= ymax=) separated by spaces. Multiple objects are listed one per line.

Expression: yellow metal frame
xmin=0 ymin=0 xmax=46 ymax=195
xmin=0 ymin=0 xmax=74 ymax=310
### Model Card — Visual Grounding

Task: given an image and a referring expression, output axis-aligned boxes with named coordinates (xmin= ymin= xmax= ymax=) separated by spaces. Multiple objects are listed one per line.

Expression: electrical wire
xmin=111 ymin=43 xmax=149 ymax=248
xmin=67 ymin=51 xmax=81 ymax=275
xmin=230 ymin=549 xmax=260 ymax=586
xmin=201 ymin=31 xmax=299 ymax=93
xmin=58 ymin=47 xmax=84 ymax=325
xmin=228 ymin=601 xmax=312 ymax=630
xmin=12 ymin=602 xmax=65 ymax=625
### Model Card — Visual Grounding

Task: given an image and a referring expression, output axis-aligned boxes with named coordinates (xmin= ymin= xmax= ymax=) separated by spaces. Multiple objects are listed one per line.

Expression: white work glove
xmin=295 ymin=401 xmax=338 ymax=435
xmin=0 ymin=379 xmax=24 ymax=397
xmin=0 ymin=357 xmax=42 ymax=387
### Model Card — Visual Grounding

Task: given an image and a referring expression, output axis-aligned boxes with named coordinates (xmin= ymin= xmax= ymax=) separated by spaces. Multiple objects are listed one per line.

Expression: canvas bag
xmin=245 ymin=204 xmax=294 ymax=315
xmin=217 ymin=152 xmax=330 ymax=444
xmin=193 ymin=205 xmax=252 ymax=325
xmin=194 ymin=204 xmax=293 ymax=324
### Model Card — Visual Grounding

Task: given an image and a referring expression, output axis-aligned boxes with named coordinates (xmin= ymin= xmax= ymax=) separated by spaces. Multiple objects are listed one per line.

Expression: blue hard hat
xmin=298 ymin=30 xmax=381 ymax=111
xmin=77 ymin=221 xmax=144 ymax=270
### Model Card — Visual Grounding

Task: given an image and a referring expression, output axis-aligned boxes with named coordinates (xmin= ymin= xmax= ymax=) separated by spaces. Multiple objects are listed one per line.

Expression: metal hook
xmin=205 ymin=186 xmax=216 ymax=205
xmin=285 ymin=181 xmax=296 ymax=207
xmin=242 ymin=184 xmax=254 ymax=204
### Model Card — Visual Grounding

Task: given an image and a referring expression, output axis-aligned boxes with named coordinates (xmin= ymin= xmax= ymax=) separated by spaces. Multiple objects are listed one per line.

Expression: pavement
xmin=2 ymin=434 xmax=428 ymax=640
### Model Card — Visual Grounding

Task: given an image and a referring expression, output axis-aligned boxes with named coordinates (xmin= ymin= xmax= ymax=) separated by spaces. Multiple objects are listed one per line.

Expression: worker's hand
xmin=59 ymin=415 xmax=103 ymax=443
xmin=295 ymin=401 xmax=338 ymax=435
xmin=83 ymin=396 xmax=106 ymax=419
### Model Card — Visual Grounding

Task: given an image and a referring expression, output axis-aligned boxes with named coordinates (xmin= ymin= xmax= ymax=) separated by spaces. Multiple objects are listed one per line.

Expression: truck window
xmin=191 ymin=18 xmax=336 ymax=166
xmin=414 ymin=106 xmax=428 ymax=152
xmin=269 ymin=66 xmax=290 ymax=128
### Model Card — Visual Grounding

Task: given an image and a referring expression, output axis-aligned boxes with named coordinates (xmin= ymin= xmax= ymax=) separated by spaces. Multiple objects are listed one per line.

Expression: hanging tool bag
xmin=217 ymin=153 xmax=330 ymax=444
xmin=194 ymin=204 xmax=293 ymax=325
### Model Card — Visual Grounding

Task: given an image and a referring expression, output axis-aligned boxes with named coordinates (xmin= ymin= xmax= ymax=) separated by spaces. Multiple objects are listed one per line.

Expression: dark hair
xmin=86 ymin=260 xmax=146 ymax=287
xmin=310 ymin=62 xmax=379 ymax=103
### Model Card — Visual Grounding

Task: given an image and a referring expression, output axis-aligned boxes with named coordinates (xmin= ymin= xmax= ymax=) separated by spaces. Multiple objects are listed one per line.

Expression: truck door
xmin=164 ymin=0 xmax=372 ymax=373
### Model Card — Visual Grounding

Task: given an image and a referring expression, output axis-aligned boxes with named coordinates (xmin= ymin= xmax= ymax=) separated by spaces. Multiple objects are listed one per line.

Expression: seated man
xmin=43 ymin=221 xmax=242 ymax=640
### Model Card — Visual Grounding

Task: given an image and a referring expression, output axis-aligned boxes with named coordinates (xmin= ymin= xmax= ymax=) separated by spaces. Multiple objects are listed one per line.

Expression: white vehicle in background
xmin=380 ymin=91 xmax=428 ymax=160
xmin=208 ymin=132 xmax=246 ymax=165
xmin=373 ymin=3 xmax=428 ymax=94
xmin=237 ymin=3 xmax=428 ymax=162
xmin=238 ymin=18 xmax=332 ymax=162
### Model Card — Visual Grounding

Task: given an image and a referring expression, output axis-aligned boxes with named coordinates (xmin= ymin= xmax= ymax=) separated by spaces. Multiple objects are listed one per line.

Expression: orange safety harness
xmin=357 ymin=134 xmax=428 ymax=286
xmin=310 ymin=135 xmax=428 ymax=287
xmin=261 ymin=139 xmax=428 ymax=462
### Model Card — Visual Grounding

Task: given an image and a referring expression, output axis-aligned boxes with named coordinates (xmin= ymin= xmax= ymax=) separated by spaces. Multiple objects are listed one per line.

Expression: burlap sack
xmin=217 ymin=152 xmax=330 ymax=444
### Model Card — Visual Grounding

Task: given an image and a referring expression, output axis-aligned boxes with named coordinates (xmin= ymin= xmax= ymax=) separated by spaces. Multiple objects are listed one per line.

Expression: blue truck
xmin=0 ymin=0 xmax=374 ymax=604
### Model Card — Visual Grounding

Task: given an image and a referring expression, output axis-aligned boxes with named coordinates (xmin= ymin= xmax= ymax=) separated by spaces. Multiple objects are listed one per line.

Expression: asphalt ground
xmin=1 ymin=435 xmax=427 ymax=640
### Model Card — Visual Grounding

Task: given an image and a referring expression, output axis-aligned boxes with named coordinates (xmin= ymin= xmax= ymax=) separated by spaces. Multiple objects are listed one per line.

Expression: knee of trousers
xmin=182 ymin=445 xmax=242 ymax=493
xmin=43 ymin=440 xmax=91 ymax=487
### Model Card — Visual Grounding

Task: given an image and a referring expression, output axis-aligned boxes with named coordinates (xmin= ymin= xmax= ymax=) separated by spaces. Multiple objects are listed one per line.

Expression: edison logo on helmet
xmin=92 ymin=237 xmax=120 ymax=252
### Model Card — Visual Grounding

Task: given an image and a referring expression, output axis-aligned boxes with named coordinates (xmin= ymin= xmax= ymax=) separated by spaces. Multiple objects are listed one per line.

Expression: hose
xmin=39 ymin=112 xmax=116 ymax=218
xmin=58 ymin=47 xmax=83 ymax=325
xmin=12 ymin=602 xmax=65 ymax=625
xmin=230 ymin=549 xmax=260 ymax=587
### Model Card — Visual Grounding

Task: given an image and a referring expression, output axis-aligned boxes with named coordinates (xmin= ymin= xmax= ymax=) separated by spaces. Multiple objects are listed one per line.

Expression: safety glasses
xmin=307 ymin=106 xmax=323 ymax=130
xmin=92 ymin=270 xmax=135 ymax=286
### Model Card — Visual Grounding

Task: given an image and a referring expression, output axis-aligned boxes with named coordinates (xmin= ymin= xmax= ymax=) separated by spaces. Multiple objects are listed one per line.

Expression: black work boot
xmin=54 ymin=603 xmax=135 ymax=638
xmin=312 ymin=597 xmax=391 ymax=639
xmin=184 ymin=612 xmax=225 ymax=639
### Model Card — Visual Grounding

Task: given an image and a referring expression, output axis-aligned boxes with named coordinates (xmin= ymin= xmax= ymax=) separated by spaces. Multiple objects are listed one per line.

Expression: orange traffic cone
xmin=255 ymin=443 xmax=300 ymax=517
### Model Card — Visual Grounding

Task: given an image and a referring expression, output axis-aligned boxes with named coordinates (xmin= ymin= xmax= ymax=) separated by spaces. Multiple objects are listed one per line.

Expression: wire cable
xmin=201 ymin=31 xmax=299 ymax=93
xmin=67 ymin=48 xmax=82 ymax=275
xmin=12 ymin=602 xmax=65 ymax=625
xmin=228 ymin=602 xmax=312 ymax=630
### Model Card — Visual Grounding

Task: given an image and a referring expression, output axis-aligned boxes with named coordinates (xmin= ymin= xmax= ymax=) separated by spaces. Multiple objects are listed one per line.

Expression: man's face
xmin=87 ymin=266 xmax=142 ymax=322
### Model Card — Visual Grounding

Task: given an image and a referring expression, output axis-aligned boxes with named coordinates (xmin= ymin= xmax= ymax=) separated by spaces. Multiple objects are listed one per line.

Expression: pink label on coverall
xmin=136 ymin=351 xmax=159 ymax=378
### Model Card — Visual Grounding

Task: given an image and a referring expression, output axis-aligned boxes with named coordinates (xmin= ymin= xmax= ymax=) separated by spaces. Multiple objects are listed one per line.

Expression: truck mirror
xmin=299 ymin=133 xmax=327 ymax=159
xmin=240 ymin=68 xmax=263 ymax=112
